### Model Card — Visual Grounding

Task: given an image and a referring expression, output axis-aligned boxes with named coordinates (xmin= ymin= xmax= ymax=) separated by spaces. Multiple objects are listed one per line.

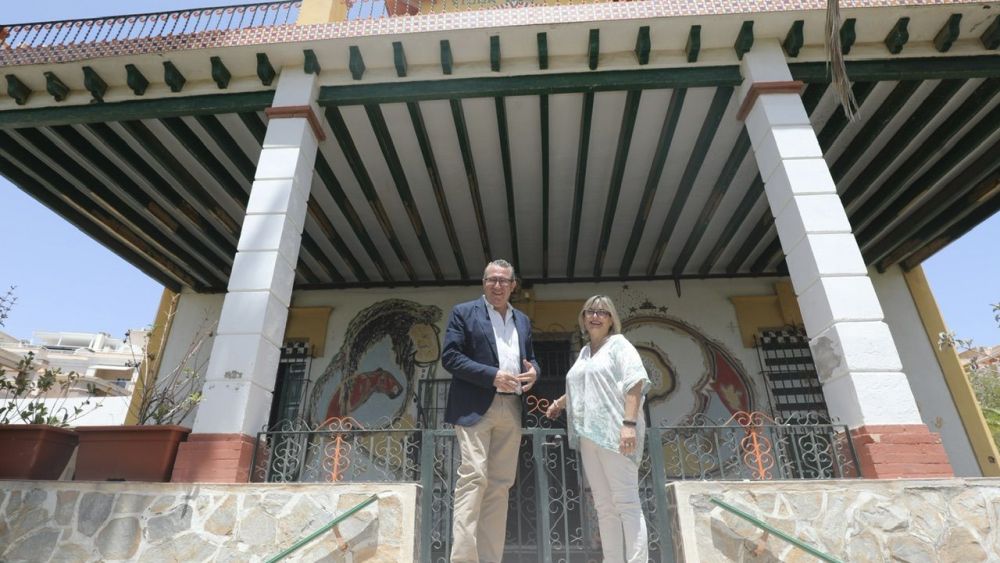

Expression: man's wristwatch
xmin=622 ymin=419 xmax=637 ymax=427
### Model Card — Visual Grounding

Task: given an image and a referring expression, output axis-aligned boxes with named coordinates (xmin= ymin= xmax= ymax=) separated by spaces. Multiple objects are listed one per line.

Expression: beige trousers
xmin=450 ymin=395 xmax=522 ymax=563
xmin=580 ymin=436 xmax=648 ymax=563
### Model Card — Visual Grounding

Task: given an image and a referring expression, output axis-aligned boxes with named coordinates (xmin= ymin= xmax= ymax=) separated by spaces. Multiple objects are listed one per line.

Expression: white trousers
xmin=450 ymin=395 xmax=522 ymax=563
xmin=580 ymin=436 xmax=649 ymax=563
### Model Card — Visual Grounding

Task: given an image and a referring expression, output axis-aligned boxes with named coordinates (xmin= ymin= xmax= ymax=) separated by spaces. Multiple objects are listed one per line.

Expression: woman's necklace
xmin=589 ymin=334 xmax=611 ymax=355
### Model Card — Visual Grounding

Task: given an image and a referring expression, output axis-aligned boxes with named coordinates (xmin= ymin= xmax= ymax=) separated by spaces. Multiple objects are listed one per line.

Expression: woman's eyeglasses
xmin=583 ymin=309 xmax=611 ymax=318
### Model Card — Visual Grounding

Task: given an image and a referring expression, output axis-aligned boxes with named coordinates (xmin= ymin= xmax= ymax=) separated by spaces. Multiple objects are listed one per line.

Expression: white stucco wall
xmin=154 ymin=290 xmax=223 ymax=429
xmin=870 ymin=267 xmax=980 ymax=476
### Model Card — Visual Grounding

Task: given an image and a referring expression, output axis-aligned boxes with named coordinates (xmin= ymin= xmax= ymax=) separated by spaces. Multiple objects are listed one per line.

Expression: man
xmin=442 ymin=259 xmax=540 ymax=563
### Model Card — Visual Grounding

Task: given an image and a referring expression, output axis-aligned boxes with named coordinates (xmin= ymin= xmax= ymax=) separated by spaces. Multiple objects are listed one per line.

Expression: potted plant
xmin=73 ymin=295 xmax=215 ymax=482
xmin=0 ymin=287 xmax=99 ymax=480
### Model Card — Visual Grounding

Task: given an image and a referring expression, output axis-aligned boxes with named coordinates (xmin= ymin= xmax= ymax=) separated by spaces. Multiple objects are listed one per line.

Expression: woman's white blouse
xmin=565 ymin=334 xmax=651 ymax=463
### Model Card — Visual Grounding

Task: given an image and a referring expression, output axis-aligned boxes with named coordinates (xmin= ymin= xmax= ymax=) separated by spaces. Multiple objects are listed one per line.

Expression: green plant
xmin=126 ymin=294 xmax=215 ymax=426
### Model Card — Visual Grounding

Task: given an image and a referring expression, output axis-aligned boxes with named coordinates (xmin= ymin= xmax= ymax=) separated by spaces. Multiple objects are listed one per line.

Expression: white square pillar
xmin=739 ymin=41 xmax=922 ymax=429
xmin=192 ymin=68 xmax=321 ymax=437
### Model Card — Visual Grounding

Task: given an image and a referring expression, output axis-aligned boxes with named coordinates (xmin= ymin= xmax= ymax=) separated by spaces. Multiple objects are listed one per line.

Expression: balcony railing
xmin=250 ymin=409 xmax=859 ymax=562
xmin=0 ymin=2 xmax=301 ymax=50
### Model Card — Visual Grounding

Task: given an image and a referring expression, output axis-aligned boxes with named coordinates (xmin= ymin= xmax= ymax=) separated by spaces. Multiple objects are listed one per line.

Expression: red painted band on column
xmin=736 ymin=80 xmax=806 ymax=121
xmin=265 ymin=104 xmax=327 ymax=141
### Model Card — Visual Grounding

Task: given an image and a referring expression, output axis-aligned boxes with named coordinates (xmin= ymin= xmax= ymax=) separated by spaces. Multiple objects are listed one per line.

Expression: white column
xmin=739 ymin=41 xmax=922 ymax=428
xmin=192 ymin=68 xmax=320 ymax=437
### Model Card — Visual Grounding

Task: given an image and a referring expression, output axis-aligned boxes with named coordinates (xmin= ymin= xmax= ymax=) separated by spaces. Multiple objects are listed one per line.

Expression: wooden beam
xmin=494 ymin=96 xmax=519 ymax=271
xmin=448 ymin=98 xmax=491 ymax=264
xmin=619 ymin=88 xmax=686 ymax=277
xmin=162 ymin=62 xmax=185 ymax=93
xmin=980 ymin=15 xmax=1000 ymax=49
xmin=566 ymin=91 xmax=595 ymax=278
xmin=593 ymin=90 xmax=642 ymax=278
xmin=841 ymin=18 xmax=857 ymax=55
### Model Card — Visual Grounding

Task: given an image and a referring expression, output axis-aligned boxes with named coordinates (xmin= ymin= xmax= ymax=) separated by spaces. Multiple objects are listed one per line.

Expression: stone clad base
xmin=669 ymin=479 xmax=1000 ymax=562
xmin=0 ymin=481 xmax=418 ymax=562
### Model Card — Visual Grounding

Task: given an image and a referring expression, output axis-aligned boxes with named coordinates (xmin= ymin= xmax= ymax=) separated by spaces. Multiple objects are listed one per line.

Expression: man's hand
xmin=517 ymin=359 xmax=537 ymax=392
xmin=493 ymin=370 xmax=520 ymax=393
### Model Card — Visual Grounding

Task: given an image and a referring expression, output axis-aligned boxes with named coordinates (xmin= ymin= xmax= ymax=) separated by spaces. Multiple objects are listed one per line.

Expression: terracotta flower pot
xmin=0 ymin=424 xmax=79 ymax=480
xmin=73 ymin=425 xmax=190 ymax=482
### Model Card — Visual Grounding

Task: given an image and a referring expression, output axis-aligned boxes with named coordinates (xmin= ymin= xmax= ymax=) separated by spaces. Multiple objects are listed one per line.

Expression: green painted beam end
xmin=304 ymin=49 xmax=321 ymax=75
xmin=841 ymin=18 xmax=857 ymax=55
xmin=635 ymin=26 xmax=650 ymax=65
xmin=783 ymin=20 xmax=804 ymax=58
xmin=83 ymin=66 xmax=108 ymax=102
xmin=125 ymin=64 xmax=149 ymax=96
xmin=7 ymin=74 xmax=31 ymax=106
xmin=440 ymin=40 xmax=453 ymax=75
xmin=210 ymin=56 xmax=231 ymax=89
xmin=162 ymin=62 xmax=185 ymax=93
xmin=393 ymin=41 xmax=407 ymax=77
xmin=686 ymin=25 xmax=701 ymax=63
xmin=44 ymin=72 xmax=69 ymax=102
xmin=490 ymin=35 xmax=501 ymax=72
xmin=588 ymin=29 xmax=600 ymax=70
xmin=981 ymin=15 xmax=1000 ymax=50
xmin=349 ymin=46 xmax=365 ymax=80
xmin=885 ymin=17 xmax=910 ymax=55
xmin=537 ymin=32 xmax=549 ymax=70
xmin=934 ymin=14 xmax=962 ymax=53
xmin=735 ymin=21 xmax=754 ymax=60
xmin=256 ymin=53 xmax=276 ymax=86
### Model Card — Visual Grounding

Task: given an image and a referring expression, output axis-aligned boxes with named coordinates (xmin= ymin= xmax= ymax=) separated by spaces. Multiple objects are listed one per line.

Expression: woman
xmin=546 ymin=295 xmax=650 ymax=563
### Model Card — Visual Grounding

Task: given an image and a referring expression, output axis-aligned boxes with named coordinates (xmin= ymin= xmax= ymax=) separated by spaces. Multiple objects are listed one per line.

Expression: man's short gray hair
xmin=484 ymin=259 xmax=515 ymax=280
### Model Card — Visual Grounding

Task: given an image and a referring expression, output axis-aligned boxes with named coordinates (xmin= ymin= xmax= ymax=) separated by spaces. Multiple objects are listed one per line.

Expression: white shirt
xmin=565 ymin=334 xmax=650 ymax=463
xmin=484 ymin=296 xmax=521 ymax=393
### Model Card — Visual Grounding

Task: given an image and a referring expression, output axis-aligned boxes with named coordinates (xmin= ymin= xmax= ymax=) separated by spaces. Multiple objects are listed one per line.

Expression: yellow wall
xmin=729 ymin=281 xmax=803 ymax=348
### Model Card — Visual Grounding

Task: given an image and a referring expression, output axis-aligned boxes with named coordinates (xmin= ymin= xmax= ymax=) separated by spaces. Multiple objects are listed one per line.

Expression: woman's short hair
xmin=577 ymin=295 xmax=623 ymax=338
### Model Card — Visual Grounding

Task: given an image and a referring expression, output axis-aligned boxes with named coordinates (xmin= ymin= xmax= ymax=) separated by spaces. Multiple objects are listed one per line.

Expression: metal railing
xmin=250 ymin=408 xmax=859 ymax=562
xmin=0 ymin=2 xmax=301 ymax=50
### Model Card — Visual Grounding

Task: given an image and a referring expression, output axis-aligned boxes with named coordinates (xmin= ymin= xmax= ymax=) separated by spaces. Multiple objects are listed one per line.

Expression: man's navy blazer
xmin=442 ymin=297 xmax=540 ymax=427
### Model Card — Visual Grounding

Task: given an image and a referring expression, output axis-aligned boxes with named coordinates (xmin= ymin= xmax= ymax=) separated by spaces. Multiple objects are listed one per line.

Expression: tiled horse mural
xmin=309 ymin=299 xmax=442 ymax=428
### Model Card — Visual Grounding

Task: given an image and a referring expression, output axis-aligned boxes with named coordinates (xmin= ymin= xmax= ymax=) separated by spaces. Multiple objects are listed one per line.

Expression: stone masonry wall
xmin=0 ymin=481 xmax=418 ymax=562
xmin=668 ymin=478 xmax=1000 ymax=562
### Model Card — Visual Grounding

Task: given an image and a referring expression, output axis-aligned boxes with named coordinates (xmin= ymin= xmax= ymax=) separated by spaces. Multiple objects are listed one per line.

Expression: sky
xmin=1 ymin=1 xmax=998 ymax=348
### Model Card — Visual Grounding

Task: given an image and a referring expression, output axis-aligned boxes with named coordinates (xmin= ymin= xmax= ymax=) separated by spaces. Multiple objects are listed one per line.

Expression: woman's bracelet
xmin=622 ymin=419 xmax=637 ymax=427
